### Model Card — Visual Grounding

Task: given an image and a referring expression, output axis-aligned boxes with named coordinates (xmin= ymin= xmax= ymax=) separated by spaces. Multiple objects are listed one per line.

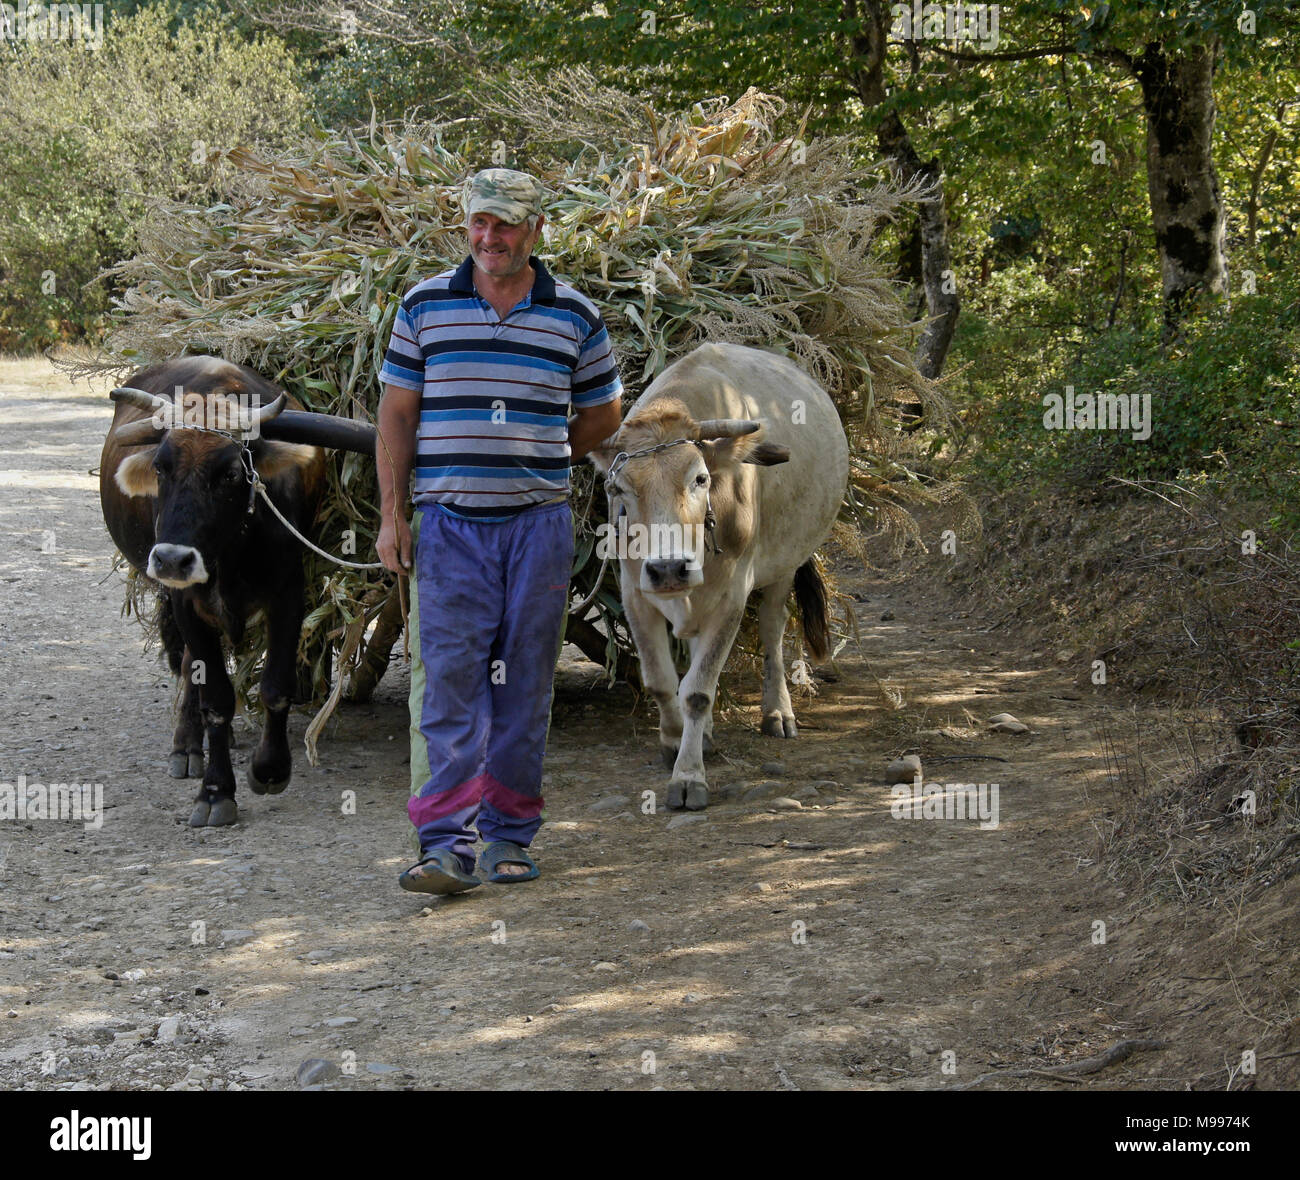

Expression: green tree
xmin=236 ymin=1 xmax=1298 ymax=358
xmin=919 ymin=1 xmax=1297 ymax=337
xmin=469 ymin=1 xmax=1297 ymax=340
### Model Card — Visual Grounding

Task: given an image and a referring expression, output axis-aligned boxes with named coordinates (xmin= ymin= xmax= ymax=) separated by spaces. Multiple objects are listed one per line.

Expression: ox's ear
xmin=253 ymin=440 xmax=320 ymax=483
xmin=115 ymin=448 xmax=159 ymax=498
xmin=743 ymin=440 xmax=790 ymax=466
xmin=585 ymin=430 xmax=623 ymax=476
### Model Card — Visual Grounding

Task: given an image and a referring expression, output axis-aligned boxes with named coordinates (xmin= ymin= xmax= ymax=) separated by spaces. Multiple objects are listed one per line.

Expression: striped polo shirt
xmin=380 ymin=255 xmax=622 ymax=519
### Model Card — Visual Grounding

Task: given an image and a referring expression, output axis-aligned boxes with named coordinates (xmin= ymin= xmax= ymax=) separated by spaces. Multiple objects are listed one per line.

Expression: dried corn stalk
xmin=87 ymin=84 xmax=970 ymax=737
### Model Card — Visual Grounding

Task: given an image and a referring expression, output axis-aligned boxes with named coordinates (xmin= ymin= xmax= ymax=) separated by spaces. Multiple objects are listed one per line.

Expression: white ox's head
xmin=589 ymin=397 xmax=789 ymax=596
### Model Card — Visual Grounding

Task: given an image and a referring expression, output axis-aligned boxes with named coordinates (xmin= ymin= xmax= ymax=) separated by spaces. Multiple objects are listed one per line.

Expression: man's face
xmin=469 ymin=211 xmax=543 ymax=280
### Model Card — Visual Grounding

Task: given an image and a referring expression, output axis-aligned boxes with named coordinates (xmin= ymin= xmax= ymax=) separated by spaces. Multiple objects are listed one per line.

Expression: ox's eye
xmin=693 ymin=472 xmax=710 ymax=488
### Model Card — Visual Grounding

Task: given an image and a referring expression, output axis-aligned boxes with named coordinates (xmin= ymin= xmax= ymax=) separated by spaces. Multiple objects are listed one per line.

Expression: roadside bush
xmin=967 ymin=262 xmax=1300 ymax=526
xmin=0 ymin=1 xmax=307 ymax=348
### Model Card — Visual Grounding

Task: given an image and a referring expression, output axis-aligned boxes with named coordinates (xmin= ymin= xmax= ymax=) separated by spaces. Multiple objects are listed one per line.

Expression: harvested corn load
xmin=91 ymin=80 xmax=972 ymax=745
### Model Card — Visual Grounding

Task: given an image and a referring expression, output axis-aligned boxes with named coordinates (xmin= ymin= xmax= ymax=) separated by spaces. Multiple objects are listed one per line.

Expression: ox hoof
xmin=667 ymin=780 xmax=708 ymax=811
xmin=761 ymin=714 xmax=798 ymax=739
xmin=248 ymin=768 xmax=290 ymax=796
xmin=189 ymin=799 xmax=211 ymax=827
xmin=207 ymin=797 xmax=239 ymax=827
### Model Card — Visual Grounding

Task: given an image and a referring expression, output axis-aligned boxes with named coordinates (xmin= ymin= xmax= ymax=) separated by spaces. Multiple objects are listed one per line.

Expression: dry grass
xmin=964 ymin=481 xmax=1300 ymax=906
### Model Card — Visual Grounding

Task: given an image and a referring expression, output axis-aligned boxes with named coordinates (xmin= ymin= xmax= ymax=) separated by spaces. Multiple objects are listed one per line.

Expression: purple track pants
xmin=407 ymin=501 xmax=573 ymax=872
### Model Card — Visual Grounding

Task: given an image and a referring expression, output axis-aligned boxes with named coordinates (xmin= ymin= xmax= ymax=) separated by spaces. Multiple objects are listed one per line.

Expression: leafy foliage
xmin=968 ymin=255 xmax=1300 ymax=527
xmin=0 ymin=1 xmax=307 ymax=347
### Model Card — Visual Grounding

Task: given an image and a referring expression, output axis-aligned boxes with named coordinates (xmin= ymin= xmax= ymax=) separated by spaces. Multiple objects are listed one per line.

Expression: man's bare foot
xmin=479 ymin=841 xmax=538 ymax=883
xmin=407 ymin=861 xmax=479 ymax=881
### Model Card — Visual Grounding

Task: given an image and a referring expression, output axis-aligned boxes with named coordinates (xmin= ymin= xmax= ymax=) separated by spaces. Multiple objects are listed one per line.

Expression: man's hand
xmin=377 ymin=512 xmax=413 ymax=575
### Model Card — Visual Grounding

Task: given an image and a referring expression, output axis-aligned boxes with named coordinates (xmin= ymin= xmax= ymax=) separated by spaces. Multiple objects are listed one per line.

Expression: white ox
xmin=590 ymin=343 xmax=849 ymax=810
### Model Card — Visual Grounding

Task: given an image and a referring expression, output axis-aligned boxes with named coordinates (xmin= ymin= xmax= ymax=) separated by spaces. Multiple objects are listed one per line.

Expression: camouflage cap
xmin=463 ymin=168 xmax=546 ymax=225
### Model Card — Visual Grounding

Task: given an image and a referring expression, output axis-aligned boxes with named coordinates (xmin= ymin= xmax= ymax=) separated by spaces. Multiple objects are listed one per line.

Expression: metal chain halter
xmin=602 ymin=437 xmax=722 ymax=555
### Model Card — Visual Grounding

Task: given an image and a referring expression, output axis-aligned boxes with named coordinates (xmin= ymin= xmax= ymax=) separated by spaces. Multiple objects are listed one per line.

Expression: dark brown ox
xmin=591 ymin=343 xmax=849 ymax=810
xmin=99 ymin=356 xmax=375 ymax=827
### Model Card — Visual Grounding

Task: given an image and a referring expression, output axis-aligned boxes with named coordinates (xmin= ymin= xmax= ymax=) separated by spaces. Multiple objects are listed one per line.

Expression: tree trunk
xmin=1132 ymin=40 xmax=1228 ymax=337
xmin=1246 ymin=123 xmax=1278 ymax=250
xmin=848 ymin=0 xmax=959 ymax=379
xmin=898 ymin=217 xmax=923 ymax=286
xmin=878 ymin=112 xmax=960 ymax=378
xmin=565 ymin=612 xmax=640 ymax=686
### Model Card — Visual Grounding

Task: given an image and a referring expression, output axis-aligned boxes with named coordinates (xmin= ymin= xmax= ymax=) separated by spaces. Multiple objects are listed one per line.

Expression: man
xmin=376 ymin=168 xmax=623 ymax=895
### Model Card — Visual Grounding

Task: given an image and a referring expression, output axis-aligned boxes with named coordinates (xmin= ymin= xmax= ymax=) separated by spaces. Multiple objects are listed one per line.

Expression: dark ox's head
xmin=590 ymin=397 xmax=789 ymax=596
xmin=111 ymin=388 xmax=320 ymax=589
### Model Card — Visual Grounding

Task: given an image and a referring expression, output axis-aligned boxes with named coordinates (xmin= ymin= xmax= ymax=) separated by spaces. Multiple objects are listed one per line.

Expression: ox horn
xmin=110 ymin=385 xmax=173 ymax=446
xmin=112 ymin=418 xmax=166 ymax=447
xmin=695 ymin=418 xmax=761 ymax=441
xmin=259 ymin=411 xmax=377 ymax=456
xmin=110 ymin=385 xmax=172 ymax=415
xmin=250 ymin=393 xmax=287 ymax=427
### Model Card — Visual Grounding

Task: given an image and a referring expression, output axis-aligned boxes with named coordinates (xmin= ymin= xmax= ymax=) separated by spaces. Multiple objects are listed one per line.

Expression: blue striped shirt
xmin=380 ymin=255 xmax=622 ymax=518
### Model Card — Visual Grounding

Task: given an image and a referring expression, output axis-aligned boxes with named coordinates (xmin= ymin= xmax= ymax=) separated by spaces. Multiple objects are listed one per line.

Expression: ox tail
xmin=793 ymin=558 xmax=830 ymax=662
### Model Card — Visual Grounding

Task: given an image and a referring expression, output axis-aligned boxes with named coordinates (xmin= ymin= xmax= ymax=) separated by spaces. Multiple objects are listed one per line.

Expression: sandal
xmin=478 ymin=841 xmax=539 ymax=884
xmin=398 ymin=849 xmax=481 ymax=895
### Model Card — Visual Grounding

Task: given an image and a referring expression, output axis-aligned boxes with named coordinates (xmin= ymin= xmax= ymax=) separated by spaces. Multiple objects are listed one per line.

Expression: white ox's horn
xmin=695 ymin=418 xmax=761 ymax=440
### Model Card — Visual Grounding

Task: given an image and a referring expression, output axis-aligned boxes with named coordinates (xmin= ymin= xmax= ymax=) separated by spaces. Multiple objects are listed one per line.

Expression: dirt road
xmin=0 ymin=356 xmax=1202 ymax=1090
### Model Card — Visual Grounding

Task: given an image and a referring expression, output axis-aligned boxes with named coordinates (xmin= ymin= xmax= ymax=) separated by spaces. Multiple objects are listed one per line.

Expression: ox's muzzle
xmin=641 ymin=554 xmax=704 ymax=596
xmin=147 ymin=543 xmax=209 ymax=588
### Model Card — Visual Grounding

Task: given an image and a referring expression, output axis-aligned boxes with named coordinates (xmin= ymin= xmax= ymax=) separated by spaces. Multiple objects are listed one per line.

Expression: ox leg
xmin=686 ymin=635 xmax=716 ymax=757
xmin=670 ymin=600 xmax=745 ymax=810
xmin=623 ymin=587 xmax=684 ymax=773
xmin=176 ymin=603 xmax=239 ymax=827
xmin=248 ymin=593 xmax=300 ymax=796
xmin=757 ymin=575 xmax=799 ymax=739
xmin=168 ymin=648 xmax=206 ymax=779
